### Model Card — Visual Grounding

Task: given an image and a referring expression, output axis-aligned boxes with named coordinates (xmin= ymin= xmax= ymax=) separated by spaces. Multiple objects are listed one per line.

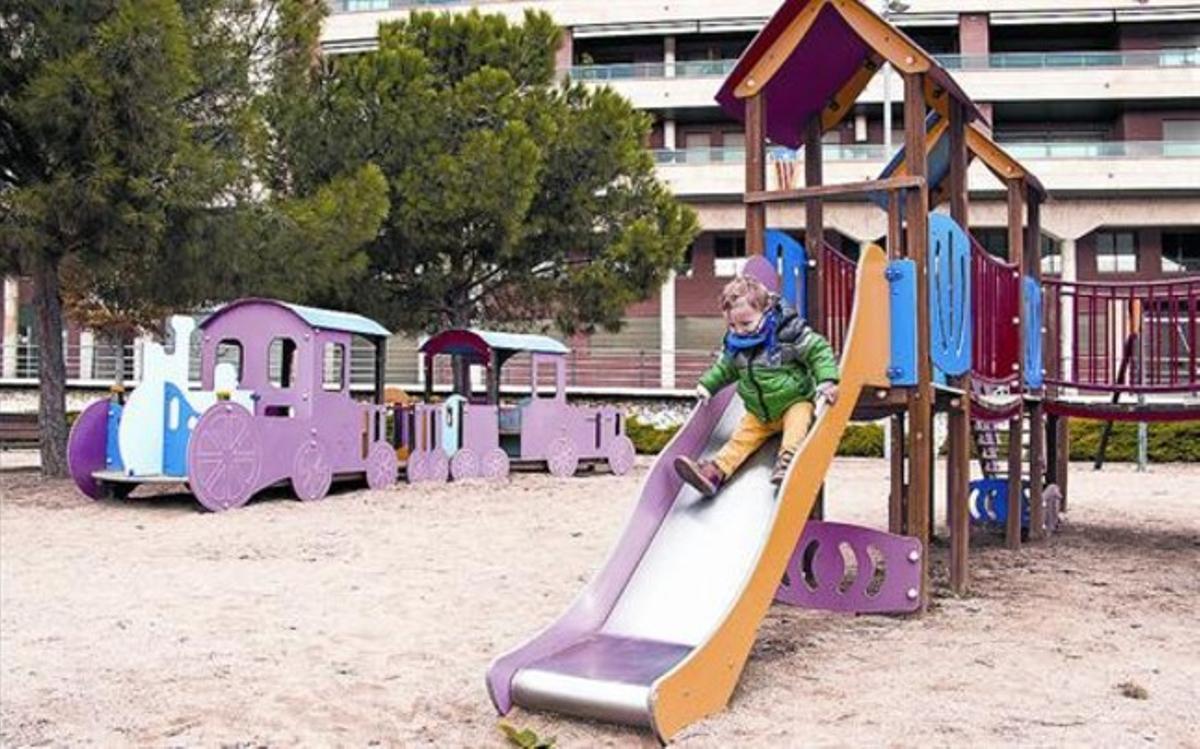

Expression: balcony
xmin=653 ymin=141 xmax=1200 ymax=197
xmin=568 ymin=48 xmax=1200 ymax=108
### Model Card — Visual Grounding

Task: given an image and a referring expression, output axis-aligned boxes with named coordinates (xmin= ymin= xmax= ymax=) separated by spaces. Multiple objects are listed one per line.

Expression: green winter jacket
xmin=698 ymin=303 xmax=839 ymax=423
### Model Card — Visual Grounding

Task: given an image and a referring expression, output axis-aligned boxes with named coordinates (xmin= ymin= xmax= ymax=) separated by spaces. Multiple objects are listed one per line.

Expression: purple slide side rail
xmin=775 ymin=521 xmax=923 ymax=615
xmin=486 ymin=386 xmax=735 ymax=713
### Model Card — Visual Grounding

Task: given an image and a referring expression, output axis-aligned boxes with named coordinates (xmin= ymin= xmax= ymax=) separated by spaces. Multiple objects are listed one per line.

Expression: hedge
xmin=626 ymin=416 xmax=886 ymax=458
xmin=1068 ymin=418 xmax=1200 ymax=463
xmin=627 ymin=415 xmax=1200 ymax=462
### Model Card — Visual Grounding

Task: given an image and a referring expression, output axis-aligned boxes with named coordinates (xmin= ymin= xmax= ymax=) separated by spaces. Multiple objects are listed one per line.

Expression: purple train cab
xmin=396 ymin=329 xmax=636 ymax=483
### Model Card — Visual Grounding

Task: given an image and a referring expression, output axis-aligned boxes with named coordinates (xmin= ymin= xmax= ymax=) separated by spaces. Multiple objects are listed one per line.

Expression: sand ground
xmin=1 ymin=458 xmax=1198 ymax=747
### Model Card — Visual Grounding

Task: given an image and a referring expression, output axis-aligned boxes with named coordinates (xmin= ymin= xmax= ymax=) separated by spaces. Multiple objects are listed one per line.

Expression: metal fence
xmin=1 ymin=341 xmax=722 ymax=394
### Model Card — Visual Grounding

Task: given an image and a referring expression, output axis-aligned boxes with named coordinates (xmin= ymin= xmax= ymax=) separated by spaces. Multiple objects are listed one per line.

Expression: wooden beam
xmin=745 ymin=93 xmax=767 ymax=256
xmin=805 ymin=117 xmax=825 ymax=329
xmin=805 ymin=117 xmax=826 ymax=523
xmin=745 ymin=175 xmax=924 ymax=204
xmin=903 ymin=71 xmax=932 ymax=609
xmin=1025 ymin=193 xmax=1046 ymax=540
xmin=946 ymin=100 xmax=971 ymax=593
xmin=889 ymin=414 xmax=906 ymax=535
xmin=1005 ymin=178 xmax=1026 ymax=550
xmin=887 ymin=190 xmax=903 ymax=258
xmin=374 ymin=339 xmax=387 ymax=405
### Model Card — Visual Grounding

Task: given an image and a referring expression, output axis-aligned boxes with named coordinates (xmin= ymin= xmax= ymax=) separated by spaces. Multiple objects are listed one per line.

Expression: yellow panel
xmin=648 ymin=244 xmax=892 ymax=741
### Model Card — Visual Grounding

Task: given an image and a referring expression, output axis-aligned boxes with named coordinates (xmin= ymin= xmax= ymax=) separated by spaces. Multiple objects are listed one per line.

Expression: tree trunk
xmin=33 ymin=253 xmax=69 ymax=477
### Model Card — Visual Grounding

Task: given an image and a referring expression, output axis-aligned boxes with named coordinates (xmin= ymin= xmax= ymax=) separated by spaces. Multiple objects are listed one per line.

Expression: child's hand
xmin=695 ymin=384 xmax=712 ymax=404
xmin=817 ymin=382 xmax=839 ymax=405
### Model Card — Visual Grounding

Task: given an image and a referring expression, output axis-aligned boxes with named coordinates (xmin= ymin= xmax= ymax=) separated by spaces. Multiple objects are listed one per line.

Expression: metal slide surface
xmin=487 ymin=246 xmax=891 ymax=741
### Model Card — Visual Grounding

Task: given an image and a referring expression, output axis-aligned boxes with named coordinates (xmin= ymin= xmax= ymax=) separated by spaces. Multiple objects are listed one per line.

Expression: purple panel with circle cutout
xmin=775 ymin=521 xmax=923 ymax=614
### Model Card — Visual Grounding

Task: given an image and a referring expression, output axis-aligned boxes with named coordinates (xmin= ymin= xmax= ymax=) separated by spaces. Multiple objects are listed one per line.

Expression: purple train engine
xmin=396 ymin=329 xmax=636 ymax=482
xmin=66 ymin=300 xmax=398 ymax=511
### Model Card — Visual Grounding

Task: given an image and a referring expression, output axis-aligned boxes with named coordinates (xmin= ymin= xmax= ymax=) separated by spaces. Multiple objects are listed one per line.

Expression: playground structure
xmin=397 ymin=330 xmax=636 ymax=482
xmin=66 ymin=300 xmax=397 ymax=511
xmin=488 ymin=0 xmax=1199 ymax=742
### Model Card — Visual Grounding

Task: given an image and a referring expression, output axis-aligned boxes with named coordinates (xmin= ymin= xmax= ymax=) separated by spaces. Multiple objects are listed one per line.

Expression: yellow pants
xmin=713 ymin=401 xmax=814 ymax=477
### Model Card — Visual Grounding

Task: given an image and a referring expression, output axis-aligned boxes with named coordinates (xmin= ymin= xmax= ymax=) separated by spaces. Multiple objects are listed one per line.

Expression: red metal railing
xmin=1043 ymin=275 xmax=1200 ymax=394
xmin=821 ymin=244 xmax=858 ymax=356
xmin=970 ymin=239 xmax=1021 ymax=385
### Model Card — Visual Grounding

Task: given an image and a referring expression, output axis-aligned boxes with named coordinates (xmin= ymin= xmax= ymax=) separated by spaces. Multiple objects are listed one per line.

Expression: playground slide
xmin=487 ymin=246 xmax=891 ymax=742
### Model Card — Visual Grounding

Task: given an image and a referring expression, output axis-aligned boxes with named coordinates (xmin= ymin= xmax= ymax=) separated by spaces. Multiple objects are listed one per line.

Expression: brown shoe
xmin=674 ymin=457 xmax=725 ymax=497
xmin=771 ymin=449 xmax=796 ymax=485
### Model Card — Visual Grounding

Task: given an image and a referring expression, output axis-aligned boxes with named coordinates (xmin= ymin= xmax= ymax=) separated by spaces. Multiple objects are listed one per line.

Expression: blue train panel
xmin=162 ymin=382 xmax=200 ymax=477
xmin=105 ymin=402 xmax=124 ymax=472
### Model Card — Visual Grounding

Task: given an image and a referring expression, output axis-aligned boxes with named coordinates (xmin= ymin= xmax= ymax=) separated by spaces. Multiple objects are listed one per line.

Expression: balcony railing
xmin=939 ymin=48 xmax=1200 ymax=70
xmin=654 ymin=144 xmax=886 ymax=165
xmin=568 ymin=48 xmax=1200 ymax=81
xmin=654 ymin=141 xmax=1200 ymax=166
xmin=329 ymin=0 xmax=461 ymax=12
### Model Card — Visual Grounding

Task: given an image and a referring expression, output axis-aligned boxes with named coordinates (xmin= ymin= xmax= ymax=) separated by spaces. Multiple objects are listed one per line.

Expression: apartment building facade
xmin=4 ymin=0 xmax=1198 ymax=391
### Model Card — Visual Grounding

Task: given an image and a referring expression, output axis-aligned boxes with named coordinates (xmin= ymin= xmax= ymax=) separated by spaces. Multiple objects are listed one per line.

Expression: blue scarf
xmin=724 ymin=308 xmax=779 ymax=356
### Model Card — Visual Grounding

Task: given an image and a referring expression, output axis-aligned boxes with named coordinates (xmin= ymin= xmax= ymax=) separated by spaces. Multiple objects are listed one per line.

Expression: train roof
xmin=420 ymin=329 xmax=569 ymax=358
xmin=200 ymin=298 xmax=391 ymax=338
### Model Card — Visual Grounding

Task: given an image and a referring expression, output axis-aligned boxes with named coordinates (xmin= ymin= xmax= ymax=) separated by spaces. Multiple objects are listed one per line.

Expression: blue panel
xmin=105 ymin=402 xmax=124 ymax=472
xmin=442 ymin=394 xmax=465 ymax=457
xmin=969 ymin=478 xmax=1032 ymax=527
xmin=887 ymin=260 xmax=918 ymax=386
xmin=764 ymin=229 xmax=807 ymax=310
xmin=1023 ymin=276 xmax=1044 ymax=389
xmin=162 ymin=383 xmax=200 ymax=477
xmin=928 ymin=214 xmax=972 ymax=377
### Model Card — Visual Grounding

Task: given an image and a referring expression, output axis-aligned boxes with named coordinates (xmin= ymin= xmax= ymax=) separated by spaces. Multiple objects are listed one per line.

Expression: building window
xmin=1096 ymin=231 xmax=1137 ymax=273
xmin=1041 ymin=235 xmax=1061 ymax=275
xmin=975 ymin=228 xmax=1008 ymax=261
xmin=1163 ymin=231 xmax=1200 ymax=273
xmin=714 ymin=233 xmax=747 ymax=277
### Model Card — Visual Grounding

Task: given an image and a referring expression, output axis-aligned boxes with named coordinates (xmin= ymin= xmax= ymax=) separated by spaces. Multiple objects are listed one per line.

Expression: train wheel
xmin=291 ymin=439 xmax=333 ymax=502
xmin=366 ymin=443 xmax=399 ymax=490
xmin=188 ymin=403 xmax=262 ymax=512
xmin=480 ymin=448 xmax=510 ymax=481
xmin=546 ymin=437 xmax=579 ymax=478
xmin=606 ymin=435 xmax=636 ymax=476
xmin=450 ymin=448 xmax=479 ymax=481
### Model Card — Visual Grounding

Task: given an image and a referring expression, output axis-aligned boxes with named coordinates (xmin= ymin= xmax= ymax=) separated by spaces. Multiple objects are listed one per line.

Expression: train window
xmin=268 ymin=337 xmax=297 ymax=389
xmin=215 ymin=340 xmax=243 ymax=382
xmin=323 ymin=343 xmax=345 ymax=391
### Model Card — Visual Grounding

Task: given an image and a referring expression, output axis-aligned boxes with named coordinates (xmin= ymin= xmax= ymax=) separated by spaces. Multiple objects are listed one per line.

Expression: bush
xmin=626 ymin=415 xmax=678 ymax=454
xmin=625 ymin=415 xmax=886 ymax=457
xmin=1069 ymin=418 xmax=1200 ymax=463
xmin=838 ymin=423 xmax=885 ymax=457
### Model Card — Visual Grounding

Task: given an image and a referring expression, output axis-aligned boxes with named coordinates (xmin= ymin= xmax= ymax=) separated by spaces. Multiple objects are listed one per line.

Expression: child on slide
xmin=674 ymin=274 xmax=839 ymax=496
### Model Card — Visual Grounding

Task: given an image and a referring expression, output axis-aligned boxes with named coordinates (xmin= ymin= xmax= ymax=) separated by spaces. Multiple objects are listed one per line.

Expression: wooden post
xmin=745 ymin=93 xmax=767 ymax=256
xmin=1025 ymin=192 xmax=1046 ymax=539
xmin=805 ymin=117 xmax=825 ymax=328
xmin=804 ymin=117 xmax=826 ymax=521
xmin=947 ymin=100 xmax=971 ymax=594
xmin=1006 ymin=178 xmax=1026 ymax=550
xmin=903 ymin=72 xmax=932 ymax=607
xmin=889 ymin=413 xmax=906 ymax=534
